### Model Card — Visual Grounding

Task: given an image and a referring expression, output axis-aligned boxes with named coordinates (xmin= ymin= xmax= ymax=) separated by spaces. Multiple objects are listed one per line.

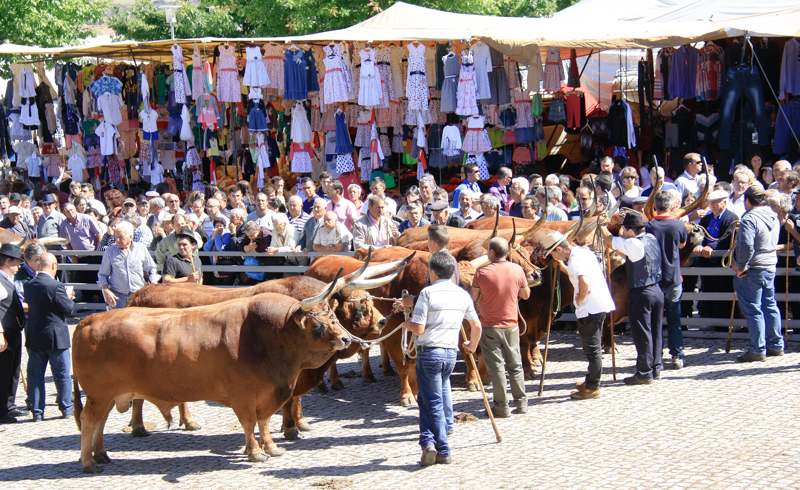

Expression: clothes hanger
xmin=288 ymin=44 xmax=300 ymax=51
xmin=301 ymin=43 xmax=310 ymax=50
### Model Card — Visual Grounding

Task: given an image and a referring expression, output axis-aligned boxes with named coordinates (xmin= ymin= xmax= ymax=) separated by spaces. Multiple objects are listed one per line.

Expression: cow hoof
xmin=182 ymin=420 xmax=202 ymax=431
xmin=94 ymin=451 xmax=111 ymax=464
xmin=82 ymin=463 xmax=103 ymax=474
xmin=400 ymin=395 xmax=415 ymax=407
xmin=314 ymin=382 xmax=328 ymax=394
xmin=466 ymin=382 xmax=479 ymax=392
xmin=383 ymin=369 xmax=397 ymax=377
xmin=284 ymin=428 xmax=302 ymax=441
xmin=248 ymin=451 xmax=269 ymax=463
xmin=362 ymin=373 xmax=377 ymax=383
xmin=265 ymin=446 xmax=286 ymax=457
xmin=131 ymin=427 xmax=150 ymax=437
xmin=603 ymin=346 xmax=612 ymax=355
xmin=297 ymin=421 xmax=312 ymax=432
xmin=331 ymin=380 xmax=345 ymax=391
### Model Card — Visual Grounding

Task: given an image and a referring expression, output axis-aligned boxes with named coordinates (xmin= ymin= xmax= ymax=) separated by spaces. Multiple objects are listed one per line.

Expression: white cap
xmin=707 ymin=189 xmax=729 ymax=201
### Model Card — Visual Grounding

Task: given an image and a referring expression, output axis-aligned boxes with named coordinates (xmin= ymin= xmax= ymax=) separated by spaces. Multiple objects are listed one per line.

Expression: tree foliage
xmin=0 ymin=0 xmax=109 ymax=47
xmin=109 ymin=0 xmax=244 ymax=41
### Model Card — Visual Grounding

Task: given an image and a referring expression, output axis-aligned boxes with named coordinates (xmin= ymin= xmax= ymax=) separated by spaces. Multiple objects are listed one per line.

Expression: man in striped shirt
xmin=401 ymin=252 xmax=482 ymax=467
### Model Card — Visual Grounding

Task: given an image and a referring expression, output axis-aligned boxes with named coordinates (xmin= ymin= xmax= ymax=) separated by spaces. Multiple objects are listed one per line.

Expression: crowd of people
xmin=0 ymin=153 xmax=798 ymax=465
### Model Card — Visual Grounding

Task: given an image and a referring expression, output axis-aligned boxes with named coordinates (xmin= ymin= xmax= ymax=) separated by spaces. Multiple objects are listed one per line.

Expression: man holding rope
xmin=400 ymin=252 xmax=481 ymax=466
xmin=471 ymin=238 xmax=530 ymax=417
xmin=544 ymin=231 xmax=614 ymax=400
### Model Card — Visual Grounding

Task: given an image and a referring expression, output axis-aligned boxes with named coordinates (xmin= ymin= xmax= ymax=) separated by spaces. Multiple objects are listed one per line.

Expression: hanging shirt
xmin=669 ymin=45 xmax=698 ymax=100
xmin=696 ymin=41 xmax=724 ymax=101
xmin=779 ymin=38 xmax=800 ymax=100
xmin=95 ymin=121 xmax=119 ymax=156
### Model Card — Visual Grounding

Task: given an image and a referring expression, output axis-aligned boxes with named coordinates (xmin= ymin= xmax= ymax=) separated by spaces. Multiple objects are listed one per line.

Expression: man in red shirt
xmin=471 ymin=237 xmax=530 ymax=418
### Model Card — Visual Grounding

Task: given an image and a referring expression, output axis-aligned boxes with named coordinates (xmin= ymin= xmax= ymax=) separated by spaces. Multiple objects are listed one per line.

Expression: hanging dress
xmin=339 ymin=42 xmax=356 ymax=101
xmin=256 ymin=132 xmax=270 ymax=188
xmin=19 ymin=68 xmax=40 ymax=129
xmin=217 ymin=45 xmax=242 ymax=103
xmin=543 ymin=47 xmax=565 ymax=92
xmin=354 ymin=109 xmax=373 ymax=147
xmin=440 ymin=52 xmax=461 ymax=113
xmin=191 ymin=46 xmax=204 ymax=100
xmin=487 ymin=47 xmax=511 ymax=105
xmin=405 ymin=43 xmax=430 ymax=116
xmin=247 ymin=95 xmax=269 ymax=132
xmin=290 ymin=102 xmax=314 ymax=174
xmin=305 ymin=48 xmax=320 ymax=93
xmin=171 ymin=44 xmax=192 ymax=104
xmin=376 ymin=47 xmax=394 ymax=109
xmin=462 ymin=115 xmax=492 ymax=153
xmin=358 ymin=49 xmax=382 ymax=107
xmin=334 ymin=111 xmax=354 ymax=154
xmin=262 ymin=44 xmax=284 ymax=95
xmin=284 ymin=48 xmax=309 ymax=101
xmin=180 ymin=105 xmax=194 ymax=141
xmin=322 ymin=44 xmax=349 ymax=104
xmin=471 ymin=41 xmax=492 ymax=101
xmin=513 ymin=89 xmax=534 ymax=128
xmin=456 ymin=51 xmax=479 ymax=116
xmin=243 ymin=46 xmax=270 ymax=86
xmin=389 ymin=45 xmax=405 ymax=99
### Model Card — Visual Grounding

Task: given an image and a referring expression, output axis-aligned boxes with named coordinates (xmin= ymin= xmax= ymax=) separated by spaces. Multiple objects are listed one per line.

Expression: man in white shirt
xmin=360 ymin=177 xmax=397 ymax=217
xmin=80 ymin=184 xmax=107 ymax=216
xmin=536 ymin=186 xmax=568 ymax=221
xmin=674 ymin=153 xmax=703 ymax=199
xmin=453 ymin=191 xmax=481 ymax=221
xmin=246 ymin=193 xmax=276 ymax=232
xmin=202 ymin=198 xmax=229 ymax=237
xmin=164 ymin=194 xmax=185 ymax=217
xmin=313 ymin=211 xmax=352 ymax=252
xmin=544 ymin=230 xmax=615 ymax=400
xmin=729 ymin=168 xmax=754 ymax=218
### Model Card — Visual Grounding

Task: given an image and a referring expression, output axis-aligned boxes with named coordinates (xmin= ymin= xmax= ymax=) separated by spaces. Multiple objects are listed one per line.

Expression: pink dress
xmin=461 ymin=115 xmax=492 ymax=153
xmin=262 ymin=44 xmax=284 ymax=95
xmin=217 ymin=45 xmax=241 ymax=103
xmin=191 ymin=46 xmax=204 ymax=100
xmin=322 ymin=44 xmax=349 ymax=104
xmin=543 ymin=47 xmax=564 ymax=92
xmin=456 ymin=51 xmax=478 ymax=116
xmin=513 ymin=89 xmax=534 ymax=128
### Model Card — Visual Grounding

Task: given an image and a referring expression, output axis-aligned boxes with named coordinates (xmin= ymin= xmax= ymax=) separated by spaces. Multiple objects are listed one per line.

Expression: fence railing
xmin=51 ymin=249 xmax=800 ymax=337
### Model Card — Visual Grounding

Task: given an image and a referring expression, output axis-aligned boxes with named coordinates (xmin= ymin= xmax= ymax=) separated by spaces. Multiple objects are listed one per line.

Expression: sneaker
xmin=672 ymin=357 xmax=684 ymax=370
xmin=419 ymin=445 xmax=437 ymax=466
xmin=653 ymin=371 xmax=662 ymax=380
xmin=737 ymin=351 xmax=767 ymax=362
xmin=623 ymin=375 xmax=653 ymax=386
xmin=570 ymin=389 xmax=601 ymax=400
xmin=767 ymin=349 xmax=785 ymax=357
xmin=61 ymin=410 xmax=74 ymax=419
xmin=7 ymin=407 xmax=29 ymax=417
xmin=435 ymin=454 xmax=452 ymax=464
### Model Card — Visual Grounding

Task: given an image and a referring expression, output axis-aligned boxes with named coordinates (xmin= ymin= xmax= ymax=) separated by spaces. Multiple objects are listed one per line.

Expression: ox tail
xmin=73 ymin=377 xmax=83 ymax=431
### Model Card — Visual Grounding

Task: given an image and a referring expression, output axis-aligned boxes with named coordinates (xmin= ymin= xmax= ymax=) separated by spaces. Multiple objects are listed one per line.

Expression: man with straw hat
xmin=543 ymin=229 xmax=614 ymax=400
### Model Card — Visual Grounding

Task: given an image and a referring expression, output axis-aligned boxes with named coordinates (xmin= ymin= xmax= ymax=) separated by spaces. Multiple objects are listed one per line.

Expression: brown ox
xmin=0 ymin=227 xmax=68 ymax=247
xmin=123 ymin=253 xmax=409 ymax=442
xmin=72 ymin=282 xmax=350 ymax=474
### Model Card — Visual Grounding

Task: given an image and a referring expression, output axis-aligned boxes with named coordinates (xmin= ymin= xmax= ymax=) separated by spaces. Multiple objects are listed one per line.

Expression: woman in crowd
xmin=396 ymin=185 xmax=421 ymax=219
xmin=747 ymin=152 xmax=774 ymax=188
xmin=348 ymin=183 xmax=364 ymax=211
xmin=614 ymin=166 xmax=642 ymax=209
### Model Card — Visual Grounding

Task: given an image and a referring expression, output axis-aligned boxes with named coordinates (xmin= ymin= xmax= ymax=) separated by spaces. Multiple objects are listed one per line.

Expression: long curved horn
xmin=470 ymin=255 xmax=491 ymax=269
xmin=517 ymin=199 xmax=548 ymax=241
xmin=340 ymin=248 xmax=372 ymax=284
xmin=302 ymin=268 xmax=343 ymax=311
xmin=608 ymin=180 xmax=624 ymax=216
xmin=566 ymin=200 xmax=585 ymax=242
xmin=12 ymin=238 xmax=25 ymax=247
xmin=675 ymin=160 xmax=710 ymax=218
xmin=508 ymin=218 xmax=517 ymax=248
xmin=341 ymin=261 xmax=408 ymax=295
xmin=644 ymin=156 xmax=661 ymax=220
xmin=37 ymin=237 xmax=69 ymax=246
xmin=575 ymin=216 xmax=601 ymax=244
xmin=481 ymin=211 xmax=501 ymax=249
xmin=360 ymin=251 xmax=416 ymax=280
xmin=586 ymin=175 xmax=598 ymax=218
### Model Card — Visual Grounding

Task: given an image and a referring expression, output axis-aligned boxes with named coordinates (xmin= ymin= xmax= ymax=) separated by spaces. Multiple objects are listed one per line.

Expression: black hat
xmin=621 ymin=212 xmax=645 ymax=228
xmin=8 ymin=193 xmax=21 ymax=202
xmin=40 ymin=194 xmax=57 ymax=204
xmin=175 ymin=228 xmax=197 ymax=245
xmin=0 ymin=243 xmax=23 ymax=260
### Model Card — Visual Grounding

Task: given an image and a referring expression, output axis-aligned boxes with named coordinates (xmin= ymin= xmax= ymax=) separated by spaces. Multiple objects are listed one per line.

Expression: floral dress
xmin=405 ymin=43 xmax=430 ymax=113
xmin=217 ymin=45 xmax=241 ymax=103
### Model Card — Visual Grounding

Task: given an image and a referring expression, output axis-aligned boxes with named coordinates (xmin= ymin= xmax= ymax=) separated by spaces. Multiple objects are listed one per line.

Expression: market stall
xmin=0 ymin=1 xmax=798 ymax=199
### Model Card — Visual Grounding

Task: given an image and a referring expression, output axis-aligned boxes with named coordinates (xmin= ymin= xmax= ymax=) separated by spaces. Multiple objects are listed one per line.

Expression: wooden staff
xmin=785 ymin=245 xmax=790 ymax=340
xmin=725 ymin=290 xmax=737 ymax=353
xmin=190 ymin=250 xmax=200 ymax=284
xmin=606 ymin=251 xmax=617 ymax=380
xmin=538 ymin=265 xmax=558 ymax=396
xmin=460 ymin=325 xmax=502 ymax=443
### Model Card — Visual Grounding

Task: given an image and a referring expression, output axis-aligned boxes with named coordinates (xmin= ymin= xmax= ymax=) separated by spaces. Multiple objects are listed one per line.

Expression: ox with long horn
xmin=340 ymin=251 xmax=417 ymax=295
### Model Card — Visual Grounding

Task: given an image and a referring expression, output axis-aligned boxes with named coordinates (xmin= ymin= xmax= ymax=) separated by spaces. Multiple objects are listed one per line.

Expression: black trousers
xmin=0 ymin=329 xmax=22 ymax=416
xmin=629 ymin=284 xmax=664 ymax=378
xmin=577 ymin=312 xmax=606 ymax=391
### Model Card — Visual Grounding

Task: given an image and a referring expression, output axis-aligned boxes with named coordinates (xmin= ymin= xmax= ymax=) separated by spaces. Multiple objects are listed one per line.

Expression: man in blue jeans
xmin=400 ymin=252 xmax=482 ymax=466
xmin=645 ymin=190 xmax=688 ymax=369
xmin=733 ymin=186 xmax=783 ymax=362
xmin=23 ymin=253 xmax=75 ymax=421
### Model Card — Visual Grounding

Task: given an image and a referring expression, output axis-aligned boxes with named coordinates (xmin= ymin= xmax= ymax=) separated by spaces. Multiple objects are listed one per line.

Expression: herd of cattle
xmin=37 ymin=169 xmax=709 ymax=474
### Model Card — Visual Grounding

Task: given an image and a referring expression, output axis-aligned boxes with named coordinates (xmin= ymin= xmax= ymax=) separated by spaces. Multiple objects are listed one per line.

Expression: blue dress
xmin=334 ymin=112 xmax=354 ymax=154
xmin=248 ymin=99 xmax=269 ymax=132
xmin=305 ymin=49 xmax=320 ymax=93
xmin=284 ymin=49 xmax=308 ymax=101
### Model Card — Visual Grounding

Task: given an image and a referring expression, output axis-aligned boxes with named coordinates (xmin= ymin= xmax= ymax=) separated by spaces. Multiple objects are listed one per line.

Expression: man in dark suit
xmin=24 ymin=252 xmax=75 ymax=421
xmin=0 ymin=244 xmax=26 ymax=424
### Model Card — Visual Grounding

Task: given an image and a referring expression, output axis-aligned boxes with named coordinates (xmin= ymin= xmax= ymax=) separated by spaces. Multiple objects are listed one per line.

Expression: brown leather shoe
xmin=419 ymin=446 xmax=437 ymax=466
xmin=570 ymin=388 xmax=601 ymax=400
xmin=575 ymin=382 xmax=586 ymax=391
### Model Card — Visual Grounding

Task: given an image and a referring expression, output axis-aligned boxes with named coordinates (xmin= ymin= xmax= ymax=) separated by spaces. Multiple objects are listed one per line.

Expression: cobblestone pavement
xmin=2 ymin=325 xmax=800 ymax=490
